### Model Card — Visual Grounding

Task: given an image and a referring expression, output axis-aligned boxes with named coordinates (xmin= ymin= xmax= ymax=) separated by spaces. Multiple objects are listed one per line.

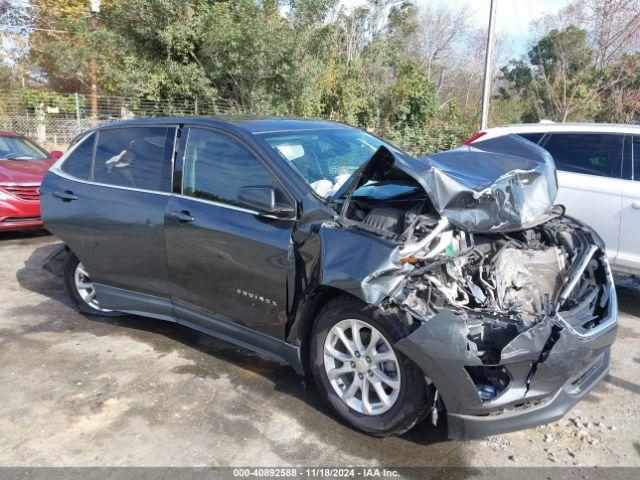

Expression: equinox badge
xmin=236 ymin=289 xmax=277 ymax=307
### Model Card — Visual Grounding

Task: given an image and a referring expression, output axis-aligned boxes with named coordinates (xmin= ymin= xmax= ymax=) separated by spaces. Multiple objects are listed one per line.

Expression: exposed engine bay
xmin=329 ymin=136 xmax=611 ymax=335
xmin=345 ymin=186 xmax=609 ymax=335
xmin=326 ymin=136 xmax=616 ymax=433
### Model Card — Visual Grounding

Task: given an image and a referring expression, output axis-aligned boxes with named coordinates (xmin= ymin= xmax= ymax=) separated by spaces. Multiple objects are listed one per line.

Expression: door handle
xmin=53 ymin=190 xmax=78 ymax=202
xmin=167 ymin=210 xmax=195 ymax=223
xmin=632 ymin=201 xmax=640 ymax=210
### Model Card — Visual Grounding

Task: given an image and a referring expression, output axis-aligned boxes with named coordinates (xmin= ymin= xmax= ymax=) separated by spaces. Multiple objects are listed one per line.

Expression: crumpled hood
xmin=347 ymin=135 xmax=558 ymax=233
xmin=413 ymin=135 xmax=558 ymax=232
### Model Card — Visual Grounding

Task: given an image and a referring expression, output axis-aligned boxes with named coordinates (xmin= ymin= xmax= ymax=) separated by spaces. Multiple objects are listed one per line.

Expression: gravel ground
xmin=0 ymin=231 xmax=638 ymax=467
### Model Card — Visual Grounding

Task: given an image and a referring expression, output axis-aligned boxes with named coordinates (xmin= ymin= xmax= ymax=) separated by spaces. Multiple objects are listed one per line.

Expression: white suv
xmin=466 ymin=123 xmax=640 ymax=276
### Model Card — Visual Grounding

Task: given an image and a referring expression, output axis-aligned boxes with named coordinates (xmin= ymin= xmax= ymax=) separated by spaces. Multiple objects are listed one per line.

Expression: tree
xmin=415 ymin=3 xmax=470 ymax=85
xmin=596 ymin=53 xmax=640 ymax=123
xmin=501 ymin=26 xmax=622 ymax=121
xmin=382 ymin=58 xmax=438 ymax=127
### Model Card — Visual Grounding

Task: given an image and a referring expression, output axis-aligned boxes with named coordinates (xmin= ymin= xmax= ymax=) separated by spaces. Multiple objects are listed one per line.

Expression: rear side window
xmin=61 ymin=133 xmax=95 ymax=180
xmin=93 ymin=127 xmax=169 ymax=191
xmin=518 ymin=133 xmax=544 ymax=144
xmin=542 ymin=133 xmax=623 ymax=178
xmin=182 ymin=127 xmax=279 ymax=208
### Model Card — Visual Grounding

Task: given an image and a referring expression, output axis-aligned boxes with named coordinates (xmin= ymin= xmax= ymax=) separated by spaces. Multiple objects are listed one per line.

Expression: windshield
xmin=0 ymin=136 xmax=48 ymax=160
xmin=257 ymin=128 xmax=399 ymax=198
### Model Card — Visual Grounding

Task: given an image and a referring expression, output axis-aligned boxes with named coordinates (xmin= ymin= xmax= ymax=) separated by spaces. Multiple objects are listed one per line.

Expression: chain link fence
xmin=0 ymin=116 xmax=113 ymax=151
xmin=0 ymin=92 xmax=470 ymax=155
xmin=0 ymin=92 xmax=240 ymax=151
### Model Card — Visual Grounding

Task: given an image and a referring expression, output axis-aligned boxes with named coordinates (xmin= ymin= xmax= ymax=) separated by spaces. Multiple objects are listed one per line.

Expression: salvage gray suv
xmin=40 ymin=118 xmax=617 ymax=439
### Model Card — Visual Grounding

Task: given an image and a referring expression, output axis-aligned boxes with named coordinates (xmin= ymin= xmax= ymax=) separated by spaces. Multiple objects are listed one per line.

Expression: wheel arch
xmin=288 ymin=284 xmax=363 ymax=375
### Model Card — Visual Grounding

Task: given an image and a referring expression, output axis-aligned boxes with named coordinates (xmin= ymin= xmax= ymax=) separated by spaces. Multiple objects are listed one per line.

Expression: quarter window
xmin=182 ymin=128 xmax=280 ymax=208
xmin=542 ymin=133 xmax=623 ymax=178
xmin=93 ymin=127 xmax=170 ymax=191
xmin=61 ymin=133 xmax=95 ymax=180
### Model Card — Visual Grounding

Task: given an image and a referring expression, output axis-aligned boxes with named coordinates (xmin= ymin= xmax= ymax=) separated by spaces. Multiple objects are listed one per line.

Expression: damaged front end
xmin=330 ymin=135 xmax=617 ymax=439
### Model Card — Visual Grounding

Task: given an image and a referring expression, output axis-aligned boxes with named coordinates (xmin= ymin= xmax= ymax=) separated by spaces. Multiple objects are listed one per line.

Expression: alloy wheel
xmin=73 ymin=262 xmax=111 ymax=312
xmin=323 ymin=318 xmax=401 ymax=415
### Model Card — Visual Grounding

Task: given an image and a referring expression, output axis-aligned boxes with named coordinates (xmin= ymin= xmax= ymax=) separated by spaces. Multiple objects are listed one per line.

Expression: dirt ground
xmin=0 ymin=231 xmax=638 ymax=467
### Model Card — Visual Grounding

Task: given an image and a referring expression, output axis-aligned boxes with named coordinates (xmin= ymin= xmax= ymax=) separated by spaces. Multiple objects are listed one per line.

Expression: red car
xmin=0 ymin=130 xmax=62 ymax=232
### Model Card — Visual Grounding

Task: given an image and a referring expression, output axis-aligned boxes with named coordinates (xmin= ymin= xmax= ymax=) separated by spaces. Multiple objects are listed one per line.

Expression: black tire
xmin=310 ymin=295 xmax=428 ymax=437
xmin=63 ymin=253 xmax=122 ymax=317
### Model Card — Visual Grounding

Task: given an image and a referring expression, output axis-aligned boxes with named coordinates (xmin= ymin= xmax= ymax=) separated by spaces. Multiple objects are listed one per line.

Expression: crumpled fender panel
xmin=395 ymin=310 xmax=483 ymax=412
xmin=316 ymin=223 xmax=407 ymax=305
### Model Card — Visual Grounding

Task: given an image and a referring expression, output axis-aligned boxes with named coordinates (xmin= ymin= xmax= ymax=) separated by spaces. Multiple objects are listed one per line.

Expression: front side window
xmin=542 ymin=133 xmax=624 ymax=178
xmin=257 ymin=128 xmax=399 ymax=198
xmin=0 ymin=136 xmax=48 ymax=160
xmin=61 ymin=133 xmax=95 ymax=180
xmin=93 ymin=127 xmax=169 ymax=191
xmin=182 ymin=128 xmax=281 ymax=208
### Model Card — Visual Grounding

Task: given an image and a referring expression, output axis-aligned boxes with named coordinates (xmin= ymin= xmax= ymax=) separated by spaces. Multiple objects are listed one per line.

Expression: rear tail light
xmin=461 ymin=131 xmax=487 ymax=145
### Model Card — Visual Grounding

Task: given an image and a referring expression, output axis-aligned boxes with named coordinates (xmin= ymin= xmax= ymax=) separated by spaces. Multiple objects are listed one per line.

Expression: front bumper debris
xmin=395 ymin=277 xmax=617 ymax=440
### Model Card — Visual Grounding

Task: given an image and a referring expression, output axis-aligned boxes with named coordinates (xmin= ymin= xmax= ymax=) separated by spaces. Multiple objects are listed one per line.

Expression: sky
xmin=341 ymin=0 xmax=573 ymax=57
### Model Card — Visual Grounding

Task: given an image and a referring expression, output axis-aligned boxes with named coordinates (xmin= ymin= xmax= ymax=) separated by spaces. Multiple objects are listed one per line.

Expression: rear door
xmin=42 ymin=125 xmax=177 ymax=305
xmin=617 ymin=135 xmax=640 ymax=273
xmin=539 ymin=132 xmax=624 ymax=264
xmin=164 ymin=126 xmax=295 ymax=339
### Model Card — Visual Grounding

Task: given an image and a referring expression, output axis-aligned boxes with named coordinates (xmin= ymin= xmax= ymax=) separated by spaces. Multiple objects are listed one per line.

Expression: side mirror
xmin=238 ymin=187 xmax=295 ymax=218
xmin=50 ymin=150 xmax=63 ymax=159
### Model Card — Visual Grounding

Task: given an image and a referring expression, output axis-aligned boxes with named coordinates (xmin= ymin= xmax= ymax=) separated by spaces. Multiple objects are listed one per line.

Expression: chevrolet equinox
xmin=40 ymin=118 xmax=617 ymax=439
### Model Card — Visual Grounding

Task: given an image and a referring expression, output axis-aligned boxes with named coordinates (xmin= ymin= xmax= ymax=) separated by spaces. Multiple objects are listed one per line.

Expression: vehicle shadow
xmin=0 ymin=229 xmax=50 ymax=242
xmin=14 ymin=242 xmax=452 ymax=453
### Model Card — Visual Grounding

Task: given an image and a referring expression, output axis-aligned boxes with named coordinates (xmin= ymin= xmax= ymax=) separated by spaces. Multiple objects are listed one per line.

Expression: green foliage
xmin=382 ymin=58 xmax=438 ymax=127
xmin=4 ymin=0 xmax=475 ymax=153
xmin=137 ymin=61 xmax=218 ymax=115
xmin=20 ymin=89 xmax=77 ymax=115
xmin=382 ymin=122 xmax=468 ymax=157
xmin=528 ymin=26 xmax=590 ymax=74
xmin=594 ymin=54 xmax=640 ymax=124
xmin=287 ymin=0 xmax=339 ymax=29
xmin=0 ymin=64 xmax=19 ymax=91
xmin=198 ymin=0 xmax=295 ymax=112
xmin=6 ymin=0 xmax=638 ymax=153
xmin=499 ymin=25 xmax=631 ymax=123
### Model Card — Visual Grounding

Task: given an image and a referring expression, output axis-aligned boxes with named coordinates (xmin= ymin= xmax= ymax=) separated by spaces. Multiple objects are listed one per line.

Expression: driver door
xmin=164 ymin=126 xmax=295 ymax=339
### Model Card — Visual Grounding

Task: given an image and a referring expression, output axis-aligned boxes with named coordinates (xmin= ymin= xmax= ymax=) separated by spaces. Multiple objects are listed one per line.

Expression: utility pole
xmin=89 ymin=0 xmax=101 ymax=120
xmin=480 ymin=0 xmax=497 ymax=131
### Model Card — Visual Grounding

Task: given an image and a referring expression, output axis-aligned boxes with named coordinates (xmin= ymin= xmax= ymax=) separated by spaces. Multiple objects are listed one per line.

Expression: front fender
xmin=285 ymin=222 xmax=402 ymax=354
xmin=317 ymin=223 xmax=403 ymax=304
